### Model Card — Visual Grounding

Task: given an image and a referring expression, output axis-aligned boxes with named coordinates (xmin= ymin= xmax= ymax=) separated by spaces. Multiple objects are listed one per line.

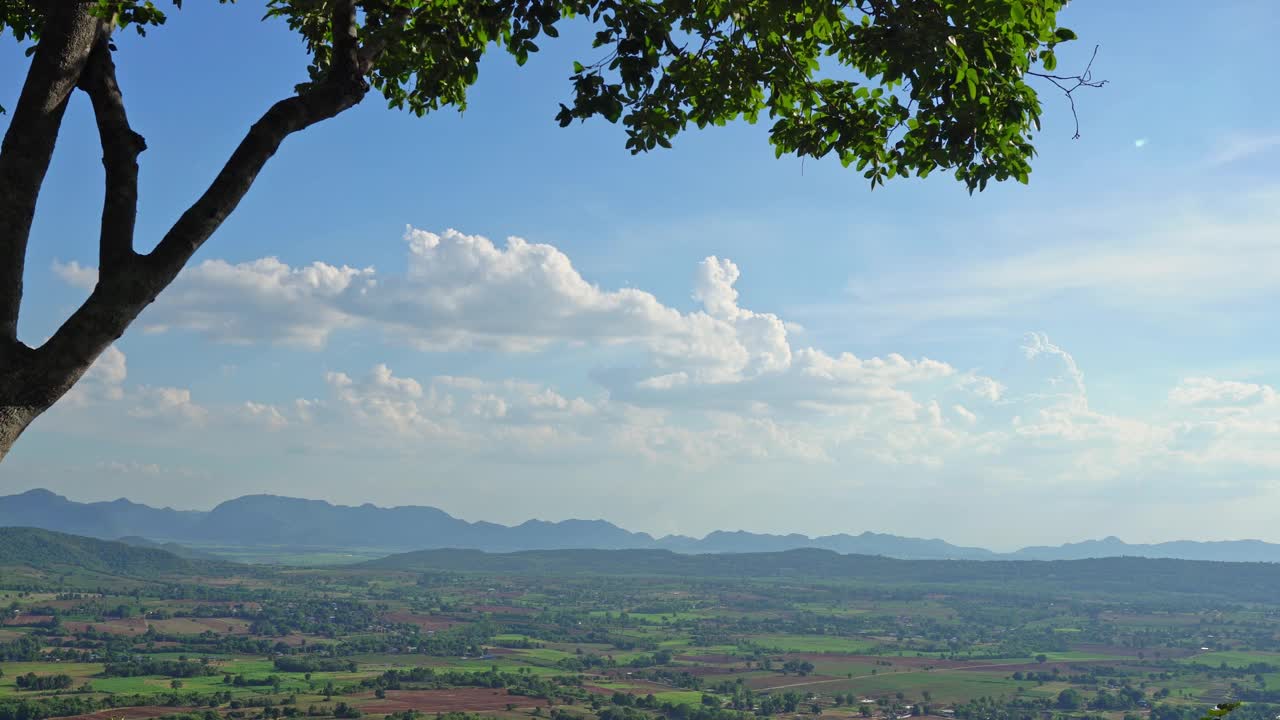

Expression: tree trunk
xmin=0 ymin=344 xmax=50 ymax=462
xmin=0 ymin=5 xmax=103 ymax=341
xmin=0 ymin=2 xmax=374 ymax=463
xmin=0 ymin=4 xmax=103 ymax=462
xmin=0 ymin=408 xmax=33 ymax=462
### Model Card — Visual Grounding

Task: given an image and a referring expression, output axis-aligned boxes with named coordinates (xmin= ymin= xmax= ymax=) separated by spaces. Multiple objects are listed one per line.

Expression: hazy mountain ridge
xmin=2 ymin=488 xmax=1278 ymax=562
xmin=361 ymin=547 xmax=1280 ymax=602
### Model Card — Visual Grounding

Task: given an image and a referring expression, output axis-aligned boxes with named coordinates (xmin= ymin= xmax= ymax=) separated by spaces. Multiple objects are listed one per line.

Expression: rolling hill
xmin=361 ymin=546 xmax=1280 ymax=602
xmin=0 ymin=526 xmax=220 ymax=576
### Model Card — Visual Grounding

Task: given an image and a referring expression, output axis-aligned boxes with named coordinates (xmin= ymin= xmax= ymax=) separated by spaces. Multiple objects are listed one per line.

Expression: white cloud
xmin=1021 ymin=331 xmax=1086 ymax=400
xmin=58 ymin=228 xmax=807 ymax=388
xmin=129 ymin=386 xmax=208 ymax=425
xmin=1206 ymin=132 xmax=1280 ymax=166
xmin=38 ymin=224 xmax=1280 ymax=528
xmin=62 ymin=345 xmax=127 ymax=405
xmin=141 ymin=257 xmax=375 ymax=348
xmin=1169 ymin=377 xmax=1277 ymax=409
xmin=242 ymin=401 xmax=289 ymax=430
xmin=829 ymin=190 xmax=1280 ymax=331
xmin=52 ymin=260 xmax=99 ymax=291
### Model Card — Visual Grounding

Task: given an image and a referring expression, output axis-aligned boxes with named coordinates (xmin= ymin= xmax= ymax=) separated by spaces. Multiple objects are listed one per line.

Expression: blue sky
xmin=1 ymin=1 xmax=1279 ymax=549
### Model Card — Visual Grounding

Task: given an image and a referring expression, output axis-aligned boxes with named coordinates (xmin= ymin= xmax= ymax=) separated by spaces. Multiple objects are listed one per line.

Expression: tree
xmin=0 ymin=0 xmax=1096 ymax=460
xmin=1055 ymin=689 xmax=1081 ymax=711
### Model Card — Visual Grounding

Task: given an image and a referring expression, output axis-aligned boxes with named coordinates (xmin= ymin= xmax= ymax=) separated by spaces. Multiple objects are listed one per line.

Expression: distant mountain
xmin=1010 ymin=536 xmax=1280 ymax=562
xmin=0 ymin=489 xmax=658 ymax=554
xmin=0 ymin=488 xmax=202 ymax=539
xmin=2 ymin=488 xmax=1280 ymax=563
xmin=361 ymin=547 xmax=1280 ymax=602
xmin=657 ymin=530 xmax=997 ymax=559
xmin=0 ymin=527 xmax=216 ymax=576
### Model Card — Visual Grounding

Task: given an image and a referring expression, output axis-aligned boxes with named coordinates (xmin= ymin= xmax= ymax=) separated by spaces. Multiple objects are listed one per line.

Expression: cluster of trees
xmin=248 ymin=600 xmax=379 ymax=638
xmin=358 ymin=665 xmax=580 ymax=704
xmin=0 ymin=635 xmax=40 ymax=661
xmin=780 ymin=660 xmax=816 ymax=676
xmin=102 ymin=658 xmax=218 ymax=678
xmin=413 ymin=621 xmax=496 ymax=657
xmin=631 ymin=668 xmax=704 ymax=690
xmin=13 ymin=674 xmax=72 ymax=691
xmin=629 ymin=650 xmax=676 ymax=668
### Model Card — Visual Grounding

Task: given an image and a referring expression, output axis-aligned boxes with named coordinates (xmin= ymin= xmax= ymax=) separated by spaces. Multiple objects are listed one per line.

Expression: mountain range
xmin=2 ymin=488 xmax=1279 ymax=562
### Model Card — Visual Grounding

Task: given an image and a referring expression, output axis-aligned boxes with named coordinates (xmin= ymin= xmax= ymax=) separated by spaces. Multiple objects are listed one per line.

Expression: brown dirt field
xmin=355 ymin=688 xmax=545 ymax=713
xmin=384 ymin=612 xmax=459 ymax=631
xmin=54 ymin=706 xmax=180 ymax=720
xmin=3 ymin=614 xmax=53 ymax=626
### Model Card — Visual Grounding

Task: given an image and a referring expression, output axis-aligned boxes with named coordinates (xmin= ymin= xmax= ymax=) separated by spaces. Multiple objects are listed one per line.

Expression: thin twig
xmin=1028 ymin=44 xmax=1107 ymax=140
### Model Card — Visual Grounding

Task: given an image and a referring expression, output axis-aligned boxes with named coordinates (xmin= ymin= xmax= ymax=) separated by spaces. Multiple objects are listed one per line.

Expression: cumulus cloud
xmin=141 ymin=257 xmax=375 ymax=348
xmin=129 ymin=386 xmax=208 ymax=425
xmin=1021 ymin=331 xmax=1086 ymax=400
xmin=39 ymin=226 xmax=1280 ymax=514
xmin=242 ymin=401 xmax=289 ymax=430
xmin=62 ymin=228 xmax=808 ymax=387
xmin=1169 ymin=377 xmax=1277 ymax=409
xmin=40 ymin=228 xmax=1089 ymax=475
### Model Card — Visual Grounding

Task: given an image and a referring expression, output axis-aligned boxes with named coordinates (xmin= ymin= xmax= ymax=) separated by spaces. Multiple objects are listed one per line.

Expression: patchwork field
xmin=4 ymin=535 xmax=1280 ymax=720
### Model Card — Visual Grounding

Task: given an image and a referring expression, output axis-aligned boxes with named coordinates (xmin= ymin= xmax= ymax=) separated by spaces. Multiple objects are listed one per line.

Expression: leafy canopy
xmin=2 ymin=0 xmax=1081 ymax=191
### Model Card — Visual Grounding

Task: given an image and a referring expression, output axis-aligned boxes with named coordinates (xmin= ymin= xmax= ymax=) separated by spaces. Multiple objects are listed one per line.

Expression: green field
xmin=747 ymin=634 xmax=879 ymax=653
xmin=4 ymin=528 xmax=1280 ymax=720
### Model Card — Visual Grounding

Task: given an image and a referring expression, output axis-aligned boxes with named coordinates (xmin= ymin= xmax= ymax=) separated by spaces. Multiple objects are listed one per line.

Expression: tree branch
xmin=0 ymin=4 xmax=102 ymax=345
xmin=78 ymin=33 xmax=146 ymax=274
xmin=331 ymin=0 xmax=360 ymax=77
xmin=35 ymin=8 xmax=378 ymax=401
xmin=1028 ymin=45 xmax=1107 ymax=140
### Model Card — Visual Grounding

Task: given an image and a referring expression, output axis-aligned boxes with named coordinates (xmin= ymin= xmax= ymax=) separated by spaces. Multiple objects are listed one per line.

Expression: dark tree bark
xmin=0 ymin=2 xmax=372 ymax=462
